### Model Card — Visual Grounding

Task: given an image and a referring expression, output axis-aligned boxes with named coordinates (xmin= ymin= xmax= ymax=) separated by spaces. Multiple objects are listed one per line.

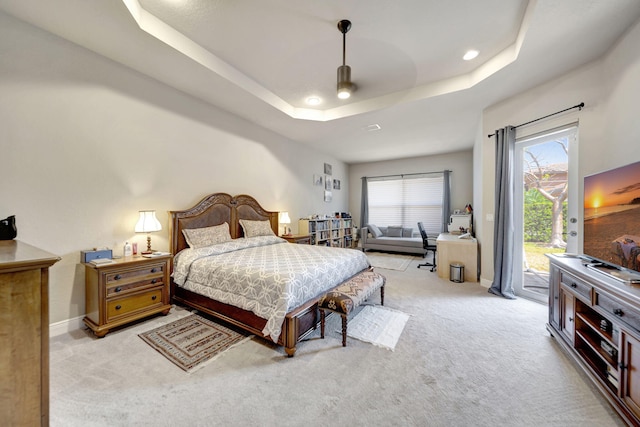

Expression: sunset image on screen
xmin=584 ymin=161 xmax=640 ymax=209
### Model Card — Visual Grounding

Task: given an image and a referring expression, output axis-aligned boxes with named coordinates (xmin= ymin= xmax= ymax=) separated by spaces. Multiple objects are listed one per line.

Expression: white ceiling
xmin=1 ymin=0 xmax=639 ymax=163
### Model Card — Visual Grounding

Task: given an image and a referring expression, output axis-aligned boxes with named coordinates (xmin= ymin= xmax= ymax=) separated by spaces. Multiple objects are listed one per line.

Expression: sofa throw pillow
xmin=402 ymin=228 xmax=414 ymax=238
xmin=183 ymin=223 xmax=231 ymax=248
xmin=240 ymin=219 xmax=275 ymax=237
xmin=387 ymin=226 xmax=403 ymax=237
xmin=367 ymin=224 xmax=383 ymax=238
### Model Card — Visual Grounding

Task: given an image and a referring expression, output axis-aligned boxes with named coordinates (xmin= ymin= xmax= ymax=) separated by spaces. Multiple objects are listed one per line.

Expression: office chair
xmin=417 ymin=222 xmax=437 ymax=272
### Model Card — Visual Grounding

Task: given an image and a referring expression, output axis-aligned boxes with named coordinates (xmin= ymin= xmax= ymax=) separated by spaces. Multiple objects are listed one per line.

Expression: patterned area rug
xmin=366 ymin=252 xmax=415 ymax=271
xmin=345 ymin=305 xmax=410 ymax=351
xmin=139 ymin=314 xmax=251 ymax=372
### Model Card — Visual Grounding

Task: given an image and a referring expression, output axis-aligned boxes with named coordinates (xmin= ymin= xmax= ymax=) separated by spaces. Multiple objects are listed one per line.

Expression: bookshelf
xmin=298 ymin=217 xmax=353 ymax=248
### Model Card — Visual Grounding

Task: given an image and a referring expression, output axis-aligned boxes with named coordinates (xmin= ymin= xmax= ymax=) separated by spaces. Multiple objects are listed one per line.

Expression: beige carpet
xmin=366 ymin=251 xmax=415 ymax=271
xmin=49 ymin=257 xmax=624 ymax=426
xmin=139 ymin=314 xmax=251 ymax=372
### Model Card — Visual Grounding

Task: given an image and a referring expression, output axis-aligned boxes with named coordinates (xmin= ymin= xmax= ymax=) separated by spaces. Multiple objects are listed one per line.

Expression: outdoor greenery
xmin=524 ymin=189 xmax=567 ymax=272
xmin=525 ymin=242 xmax=565 ymax=271
xmin=524 ymin=189 xmax=567 ymax=243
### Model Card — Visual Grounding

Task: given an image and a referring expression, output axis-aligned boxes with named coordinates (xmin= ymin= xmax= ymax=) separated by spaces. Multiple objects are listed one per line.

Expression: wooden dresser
xmin=0 ymin=240 xmax=60 ymax=427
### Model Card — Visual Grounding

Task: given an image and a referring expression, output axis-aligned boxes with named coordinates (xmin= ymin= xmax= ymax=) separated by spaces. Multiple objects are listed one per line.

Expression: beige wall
xmin=0 ymin=12 xmax=350 ymax=324
xmin=348 ymin=150 xmax=474 ymax=229
xmin=475 ymin=18 xmax=640 ymax=287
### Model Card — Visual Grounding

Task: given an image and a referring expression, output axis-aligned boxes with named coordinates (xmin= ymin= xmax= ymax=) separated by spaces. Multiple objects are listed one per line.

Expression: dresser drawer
xmin=105 ymin=263 xmax=165 ymax=285
xmin=106 ymin=288 xmax=163 ymax=321
xmin=560 ymin=271 xmax=593 ymax=302
xmin=596 ymin=292 xmax=640 ymax=332
xmin=106 ymin=276 xmax=164 ymax=297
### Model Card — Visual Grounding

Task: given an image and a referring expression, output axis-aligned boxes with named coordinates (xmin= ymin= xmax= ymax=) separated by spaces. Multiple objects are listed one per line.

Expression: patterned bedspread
xmin=172 ymin=236 xmax=370 ymax=341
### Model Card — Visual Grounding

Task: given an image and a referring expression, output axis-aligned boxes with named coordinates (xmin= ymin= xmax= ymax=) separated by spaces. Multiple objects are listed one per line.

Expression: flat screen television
xmin=583 ymin=160 xmax=640 ymax=282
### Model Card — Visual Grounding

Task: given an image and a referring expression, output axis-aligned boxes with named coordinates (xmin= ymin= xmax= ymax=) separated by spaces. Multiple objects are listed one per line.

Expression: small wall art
xmin=324 ymin=191 xmax=332 ymax=202
xmin=313 ymin=174 xmax=323 ymax=186
xmin=333 ymin=179 xmax=341 ymax=190
xmin=324 ymin=163 xmax=332 ymax=175
xmin=325 ymin=176 xmax=332 ymax=191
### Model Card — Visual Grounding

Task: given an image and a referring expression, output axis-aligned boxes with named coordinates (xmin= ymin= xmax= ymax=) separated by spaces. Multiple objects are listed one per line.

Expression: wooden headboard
xmin=169 ymin=193 xmax=280 ymax=255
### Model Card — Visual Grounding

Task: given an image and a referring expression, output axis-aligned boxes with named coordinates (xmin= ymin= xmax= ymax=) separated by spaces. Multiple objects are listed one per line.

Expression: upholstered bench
xmin=318 ymin=270 xmax=386 ymax=347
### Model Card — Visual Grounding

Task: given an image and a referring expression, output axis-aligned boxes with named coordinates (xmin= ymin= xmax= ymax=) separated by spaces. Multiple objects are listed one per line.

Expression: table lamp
xmin=279 ymin=211 xmax=291 ymax=236
xmin=135 ymin=210 xmax=162 ymax=254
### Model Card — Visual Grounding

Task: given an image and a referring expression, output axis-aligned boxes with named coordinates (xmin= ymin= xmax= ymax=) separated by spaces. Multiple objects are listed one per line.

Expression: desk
xmin=437 ymin=233 xmax=478 ymax=282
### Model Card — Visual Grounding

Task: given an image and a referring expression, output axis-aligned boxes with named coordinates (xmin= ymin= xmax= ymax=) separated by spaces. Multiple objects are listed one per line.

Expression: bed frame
xmin=169 ymin=193 xmax=337 ymax=357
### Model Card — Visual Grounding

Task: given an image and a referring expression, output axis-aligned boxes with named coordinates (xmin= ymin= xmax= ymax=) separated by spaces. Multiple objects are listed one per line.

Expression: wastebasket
xmin=450 ymin=263 xmax=464 ymax=283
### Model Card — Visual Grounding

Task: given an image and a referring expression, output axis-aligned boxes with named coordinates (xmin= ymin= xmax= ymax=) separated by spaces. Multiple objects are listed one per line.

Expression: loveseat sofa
xmin=360 ymin=225 xmax=426 ymax=256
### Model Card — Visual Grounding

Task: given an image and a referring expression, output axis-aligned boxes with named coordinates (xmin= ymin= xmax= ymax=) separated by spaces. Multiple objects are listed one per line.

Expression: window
xmin=367 ymin=174 xmax=444 ymax=234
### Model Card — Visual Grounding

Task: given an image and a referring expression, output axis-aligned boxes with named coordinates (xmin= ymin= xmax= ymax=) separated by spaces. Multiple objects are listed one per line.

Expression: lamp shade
xmin=135 ymin=210 xmax=162 ymax=233
xmin=279 ymin=212 xmax=291 ymax=224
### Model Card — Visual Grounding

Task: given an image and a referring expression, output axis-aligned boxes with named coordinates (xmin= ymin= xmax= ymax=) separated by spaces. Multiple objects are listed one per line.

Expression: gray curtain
xmin=489 ymin=126 xmax=517 ymax=299
xmin=442 ymin=170 xmax=451 ymax=233
xmin=360 ymin=177 xmax=369 ymax=228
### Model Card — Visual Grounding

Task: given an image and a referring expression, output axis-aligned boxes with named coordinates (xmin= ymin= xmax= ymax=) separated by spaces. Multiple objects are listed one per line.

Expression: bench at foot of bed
xmin=318 ymin=271 xmax=386 ymax=347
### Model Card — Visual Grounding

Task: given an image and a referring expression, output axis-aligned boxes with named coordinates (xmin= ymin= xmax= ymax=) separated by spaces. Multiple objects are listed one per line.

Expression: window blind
xmin=367 ymin=174 xmax=444 ymax=234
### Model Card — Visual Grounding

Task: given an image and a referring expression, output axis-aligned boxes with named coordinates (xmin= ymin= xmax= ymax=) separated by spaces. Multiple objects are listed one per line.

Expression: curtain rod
xmin=363 ymin=170 xmax=451 ymax=180
xmin=487 ymin=102 xmax=584 ymax=138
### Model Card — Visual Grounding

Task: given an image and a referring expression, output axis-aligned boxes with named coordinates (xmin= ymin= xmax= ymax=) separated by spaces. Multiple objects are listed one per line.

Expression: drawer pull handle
xmin=115 ymin=305 xmax=122 ymax=310
xmin=614 ymin=308 xmax=624 ymax=317
xmin=570 ymin=282 xmax=577 ymax=288
xmin=151 ymin=279 xmax=157 ymax=284
xmin=115 ymin=287 xmax=122 ymax=293
xmin=151 ymin=295 xmax=157 ymax=301
xmin=114 ymin=274 xmax=122 ymax=280
xmin=151 ymin=268 xmax=158 ymax=273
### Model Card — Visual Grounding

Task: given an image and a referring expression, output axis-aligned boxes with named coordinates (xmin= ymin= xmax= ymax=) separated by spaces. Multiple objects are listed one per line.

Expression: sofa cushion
xmin=367 ymin=236 xmax=423 ymax=248
xmin=367 ymin=224 xmax=383 ymax=238
xmin=387 ymin=226 xmax=403 ymax=237
xmin=402 ymin=227 xmax=414 ymax=238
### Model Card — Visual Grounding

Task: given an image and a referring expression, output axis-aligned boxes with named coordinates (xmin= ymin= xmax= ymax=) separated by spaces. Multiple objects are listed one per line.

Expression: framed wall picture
xmin=313 ymin=174 xmax=323 ymax=186
xmin=333 ymin=179 xmax=341 ymax=190
xmin=324 ymin=191 xmax=332 ymax=202
xmin=324 ymin=163 xmax=332 ymax=175
xmin=325 ymin=176 xmax=332 ymax=190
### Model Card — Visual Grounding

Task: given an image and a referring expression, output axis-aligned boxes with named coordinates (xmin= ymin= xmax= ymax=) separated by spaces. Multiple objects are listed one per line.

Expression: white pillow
xmin=182 ymin=223 xmax=231 ymax=248
xmin=239 ymin=219 xmax=275 ymax=238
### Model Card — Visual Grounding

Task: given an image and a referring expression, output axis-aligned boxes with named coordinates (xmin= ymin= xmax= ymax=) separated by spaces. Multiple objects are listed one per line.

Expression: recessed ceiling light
xmin=364 ymin=124 xmax=381 ymax=132
xmin=463 ymin=50 xmax=479 ymax=61
xmin=306 ymin=96 xmax=321 ymax=106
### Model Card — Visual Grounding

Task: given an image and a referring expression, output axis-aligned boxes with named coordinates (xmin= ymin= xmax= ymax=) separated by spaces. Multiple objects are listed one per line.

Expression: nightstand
xmin=281 ymin=234 xmax=311 ymax=244
xmin=83 ymin=254 xmax=172 ymax=337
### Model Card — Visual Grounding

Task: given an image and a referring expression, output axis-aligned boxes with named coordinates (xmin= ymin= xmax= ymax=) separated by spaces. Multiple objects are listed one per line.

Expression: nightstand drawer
xmin=106 ymin=277 xmax=163 ymax=297
xmin=107 ymin=288 xmax=163 ymax=320
xmin=105 ymin=264 xmax=165 ymax=285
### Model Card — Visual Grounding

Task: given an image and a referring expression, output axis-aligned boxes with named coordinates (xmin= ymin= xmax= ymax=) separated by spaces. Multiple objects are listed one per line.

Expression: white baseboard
xmin=480 ymin=278 xmax=491 ymax=288
xmin=50 ymin=315 xmax=85 ymax=337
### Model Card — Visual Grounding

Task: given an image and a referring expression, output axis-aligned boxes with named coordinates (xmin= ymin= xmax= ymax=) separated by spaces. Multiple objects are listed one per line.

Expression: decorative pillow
xmin=240 ymin=219 xmax=275 ymax=237
xmin=387 ymin=226 xmax=403 ymax=237
xmin=367 ymin=224 xmax=383 ymax=238
xmin=402 ymin=228 xmax=414 ymax=238
xmin=182 ymin=223 xmax=231 ymax=248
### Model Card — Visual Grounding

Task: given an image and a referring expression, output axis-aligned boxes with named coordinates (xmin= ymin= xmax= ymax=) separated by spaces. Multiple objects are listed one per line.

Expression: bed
xmin=169 ymin=193 xmax=371 ymax=356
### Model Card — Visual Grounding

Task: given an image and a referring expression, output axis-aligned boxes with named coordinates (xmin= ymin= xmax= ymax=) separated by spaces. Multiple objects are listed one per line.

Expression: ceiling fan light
xmin=337 ymin=65 xmax=354 ymax=99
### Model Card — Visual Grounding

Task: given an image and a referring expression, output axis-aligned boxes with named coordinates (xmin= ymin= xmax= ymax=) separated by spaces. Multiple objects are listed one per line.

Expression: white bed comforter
xmin=172 ymin=235 xmax=370 ymax=341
